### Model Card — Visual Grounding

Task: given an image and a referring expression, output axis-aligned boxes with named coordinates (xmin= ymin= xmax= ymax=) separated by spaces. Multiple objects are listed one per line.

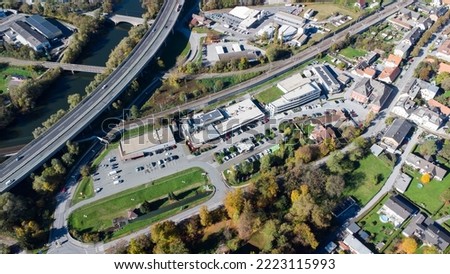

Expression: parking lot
xmin=90 ymin=144 xmax=191 ymax=198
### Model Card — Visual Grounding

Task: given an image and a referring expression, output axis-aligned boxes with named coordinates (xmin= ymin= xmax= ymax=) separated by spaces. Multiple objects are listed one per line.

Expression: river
xmin=0 ymin=0 xmax=144 ymax=149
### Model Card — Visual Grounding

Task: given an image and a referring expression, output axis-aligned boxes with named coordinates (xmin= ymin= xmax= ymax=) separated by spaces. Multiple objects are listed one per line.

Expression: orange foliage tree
xmin=398 ymin=237 xmax=417 ymax=254
xmin=421 ymin=173 xmax=431 ymax=184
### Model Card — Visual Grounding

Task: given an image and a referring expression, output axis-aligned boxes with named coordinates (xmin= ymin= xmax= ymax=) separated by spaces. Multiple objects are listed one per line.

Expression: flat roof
xmin=11 ymin=21 xmax=48 ymax=47
xmin=394 ymin=173 xmax=412 ymax=193
xmin=25 ymin=15 xmax=62 ymax=39
xmin=277 ymin=73 xmax=310 ymax=93
xmin=282 ymin=81 xmax=321 ymax=101
xmin=274 ymin=11 xmax=305 ymax=27
xmin=191 ymin=124 xmax=220 ymax=144
xmin=278 ymin=24 xmax=297 ymax=37
xmin=343 ymin=235 xmax=373 ymax=254
xmin=193 ymin=109 xmax=224 ymax=126
xmin=120 ymin=127 xmax=174 ymax=156
xmin=229 ymin=6 xmax=260 ymax=20
xmin=214 ymin=99 xmax=264 ymax=135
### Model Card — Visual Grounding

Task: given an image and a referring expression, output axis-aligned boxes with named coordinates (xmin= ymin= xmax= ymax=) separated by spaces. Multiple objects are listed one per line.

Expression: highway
xmin=0 ymin=0 xmax=185 ymax=192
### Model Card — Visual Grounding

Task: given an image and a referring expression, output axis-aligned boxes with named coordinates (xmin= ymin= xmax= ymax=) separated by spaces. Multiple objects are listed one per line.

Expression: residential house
xmin=385 ymin=54 xmax=403 ymax=68
xmin=417 ymin=17 xmax=433 ymax=31
xmin=353 ymin=66 xmax=377 ymax=78
xmin=378 ymin=66 xmax=401 ymax=84
xmin=391 ymin=94 xmax=416 ymax=118
xmin=430 ymin=6 xmax=449 ymax=21
xmin=377 ymin=195 xmax=418 ymax=227
xmin=437 ymin=39 xmax=450 ymax=62
xmin=405 ymin=153 xmax=447 ymax=181
xmin=350 ymin=78 xmax=393 ymax=113
xmin=399 ymin=8 xmax=421 ymax=21
xmin=310 ymin=124 xmax=337 ymax=142
xmin=394 ymin=41 xmax=412 ymax=59
xmin=402 ymin=27 xmax=422 ymax=46
xmin=409 ymin=107 xmax=443 ymax=131
xmin=439 ymin=62 xmax=450 ymax=74
xmin=381 ymin=118 xmax=413 ymax=149
xmin=428 ymin=99 xmax=450 ymax=116
xmin=403 ymin=213 xmax=450 ymax=251
xmin=404 ymin=78 xmax=440 ymax=100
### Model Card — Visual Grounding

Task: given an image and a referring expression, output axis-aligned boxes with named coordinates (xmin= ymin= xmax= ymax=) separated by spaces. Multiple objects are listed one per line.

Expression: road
xmin=0 ymin=57 xmax=106 ymax=74
xmin=0 ymin=0 xmax=185 ymax=192
xmin=121 ymin=0 xmax=414 ymax=132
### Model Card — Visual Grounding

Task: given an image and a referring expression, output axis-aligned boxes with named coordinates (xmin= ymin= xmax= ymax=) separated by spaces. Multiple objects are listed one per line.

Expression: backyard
xmin=339 ymin=47 xmax=367 ymax=59
xmin=68 ymin=168 xmax=209 ymax=234
xmin=357 ymin=195 xmax=400 ymax=250
xmin=345 ymin=154 xmax=392 ymax=206
xmin=404 ymin=169 xmax=450 ymax=215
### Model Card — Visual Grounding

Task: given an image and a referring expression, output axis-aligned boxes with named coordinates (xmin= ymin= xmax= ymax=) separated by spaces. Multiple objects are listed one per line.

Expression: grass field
xmin=404 ymin=170 xmax=450 ymax=215
xmin=345 ymin=155 xmax=392 ymax=206
xmin=255 ymin=86 xmax=284 ymax=104
xmin=91 ymin=142 xmax=119 ymax=169
xmin=68 ymin=168 xmax=207 ymax=232
xmin=340 ymin=47 xmax=367 ymax=59
xmin=72 ymin=177 xmax=94 ymax=205
xmin=302 ymin=3 xmax=360 ymax=21
xmin=0 ymin=66 xmax=36 ymax=93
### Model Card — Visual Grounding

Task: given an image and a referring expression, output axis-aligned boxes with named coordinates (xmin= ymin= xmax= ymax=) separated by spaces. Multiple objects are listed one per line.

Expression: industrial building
xmin=6 ymin=21 xmax=50 ymax=51
xmin=25 ymin=15 xmax=62 ymax=40
xmin=227 ymin=6 xmax=263 ymax=30
xmin=311 ymin=65 xmax=341 ymax=94
xmin=119 ymin=127 xmax=175 ymax=161
xmin=274 ymin=11 xmax=306 ymax=29
xmin=267 ymin=74 xmax=321 ymax=116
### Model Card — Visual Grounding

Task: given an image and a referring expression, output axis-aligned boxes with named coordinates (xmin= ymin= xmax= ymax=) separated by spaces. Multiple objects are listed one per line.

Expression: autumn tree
xmin=128 ymin=234 xmax=153 ymax=254
xmin=440 ymin=188 xmax=450 ymax=204
xmin=252 ymin=172 xmax=279 ymax=208
xmin=421 ymin=173 xmax=431 ymax=184
xmin=398 ymin=237 xmax=417 ymax=254
xmin=150 ymin=221 xmax=188 ymax=254
xmin=14 ymin=220 xmax=46 ymax=249
xmin=199 ymin=205 xmax=212 ymax=227
xmin=325 ymin=175 xmax=345 ymax=198
xmin=224 ymin=189 xmax=245 ymax=220
xmin=236 ymin=201 xmax=258 ymax=240
xmin=295 ymin=145 xmax=315 ymax=164
xmin=326 ymin=151 xmax=353 ymax=175
xmin=294 ymin=223 xmax=319 ymax=250
xmin=418 ymin=140 xmax=437 ymax=157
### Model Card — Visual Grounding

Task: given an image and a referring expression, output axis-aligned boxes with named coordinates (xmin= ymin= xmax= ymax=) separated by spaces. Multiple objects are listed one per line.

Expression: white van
xmin=108 ymin=170 xmax=117 ymax=176
xmin=113 ymin=180 xmax=123 ymax=185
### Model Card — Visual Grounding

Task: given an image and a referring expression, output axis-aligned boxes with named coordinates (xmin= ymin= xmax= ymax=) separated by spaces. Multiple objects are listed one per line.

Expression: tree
xmin=364 ymin=111 xmax=376 ymax=127
xmin=214 ymin=79 xmax=224 ymax=92
xmin=385 ymin=116 xmax=395 ymax=126
xmin=0 ymin=193 xmax=30 ymax=232
xmin=128 ymin=234 xmax=153 ymax=254
xmin=66 ymin=140 xmax=79 ymax=156
xmin=260 ymin=154 xmax=274 ymax=170
xmin=80 ymin=165 xmax=90 ymax=178
xmin=294 ymin=223 xmax=319 ymax=250
xmin=418 ymin=140 xmax=437 ymax=157
xmin=150 ymin=221 xmax=188 ymax=254
xmin=325 ymin=175 xmax=345 ymax=197
xmin=342 ymin=125 xmax=361 ymax=141
xmin=421 ymin=173 xmax=431 ymax=184
xmin=289 ymin=185 xmax=315 ymax=223
xmin=423 ymin=245 xmax=439 ymax=254
xmin=326 ymin=151 xmax=353 ymax=175
xmin=67 ymin=93 xmax=81 ymax=110
xmin=440 ymin=188 xmax=450 ymax=204
xmin=238 ymin=57 xmax=249 ymax=70
xmin=14 ymin=220 xmax=46 ymax=249
xmin=295 ymin=145 xmax=315 ymax=164
xmin=129 ymin=105 xmax=140 ymax=120
xmin=199 ymin=205 xmax=212 ymax=227
xmin=398 ymin=237 xmax=417 ymax=254
xmin=224 ymin=189 xmax=245 ymax=220
xmin=236 ymin=201 xmax=257 ymax=240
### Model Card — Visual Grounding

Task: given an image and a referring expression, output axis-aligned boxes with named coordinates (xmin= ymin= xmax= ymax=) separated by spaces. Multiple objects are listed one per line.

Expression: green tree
xmin=129 ymin=105 xmax=140 ymax=120
xmin=214 ymin=79 xmax=224 ymax=92
xmin=326 ymin=151 xmax=353 ymax=175
xmin=80 ymin=165 xmax=90 ymax=178
xmin=419 ymin=140 xmax=437 ymax=157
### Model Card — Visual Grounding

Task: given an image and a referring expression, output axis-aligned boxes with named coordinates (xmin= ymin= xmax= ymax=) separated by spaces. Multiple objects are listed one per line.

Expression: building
xmin=428 ymin=99 xmax=450 ymax=116
xmin=119 ymin=127 xmax=175 ymax=161
xmin=7 ymin=21 xmax=50 ymax=52
xmin=403 ymin=213 xmax=450 ymax=251
xmin=430 ymin=6 xmax=449 ymax=21
xmin=405 ymin=78 xmax=440 ymax=100
xmin=405 ymin=154 xmax=447 ymax=181
xmin=378 ymin=66 xmax=401 ymax=84
xmin=343 ymin=234 xmax=373 ymax=254
xmin=25 ymin=15 xmax=62 ymax=40
xmin=257 ymin=23 xmax=275 ymax=38
xmin=232 ymin=43 xmax=243 ymax=52
xmin=366 ymin=51 xmax=379 ymax=64
xmin=267 ymin=75 xmax=321 ymax=116
xmin=274 ymin=11 xmax=306 ymax=29
xmin=394 ymin=173 xmax=412 ymax=194
xmin=402 ymin=27 xmax=422 ymax=45
xmin=437 ymin=39 xmax=450 ymax=62
xmin=311 ymin=65 xmax=341 ymax=94
xmin=394 ymin=41 xmax=412 ymax=58
xmin=304 ymin=9 xmax=315 ymax=20
xmin=278 ymin=24 xmax=298 ymax=42
xmin=399 ymin=7 xmax=421 ymax=21
xmin=385 ymin=54 xmax=403 ymax=68
xmin=214 ymin=99 xmax=265 ymax=136
xmin=355 ymin=0 xmax=366 ymax=9
xmin=391 ymin=94 xmax=416 ymax=118
xmin=350 ymin=78 xmax=392 ymax=113
xmin=409 ymin=107 xmax=443 ymax=131
xmin=228 ymin=6 xmax=262 ymax=30
xmin=190 ymin=109 xmax=224 ymax=129
xmin=353 ymin=66 xmax=377 ymax=78
xmin=378 ymin=195 xmax=418 ymax=227
xmin=381 ymin=118 xmax=413 ymax=149
xmin=310 ymin=124 xmax=337 ymax=142
xmin=417 ymin=17 xmax=433 ymax=31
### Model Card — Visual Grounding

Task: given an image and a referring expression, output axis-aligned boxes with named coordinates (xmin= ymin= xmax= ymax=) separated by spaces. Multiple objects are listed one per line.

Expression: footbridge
xmin=84 ymin=10 xmax=146 ymax=26
xmin=0 ymin=57 xmax=105 ymax=74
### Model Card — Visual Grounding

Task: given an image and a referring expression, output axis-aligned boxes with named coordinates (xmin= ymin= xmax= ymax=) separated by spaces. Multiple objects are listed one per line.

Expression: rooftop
xmin=383 ymin=195 xmax=418 ymax=221
xmin=403 ymin=213 xmax=450 ymax=251
xmin=10 ymin=21 xmax=48 ymax=48
xmin=119 ymin=127 xmax=174 ymax=156
xmin=387 ymin=54 xmax=403 ymax=67
xmin=192 ymin=109 xmax=224 ymax=127
xmin=405 ymin=153 xmax=447 ymax=180
xmin=394 ymin=173 xmax=412 ymax=194
xmin=382 ymin=118 xmax=413 ymax=146
xmin=25 ymin=15 xmax=62 ymax=39
xmin=277 ymin=73 xmax=310 ymax=93
xmin=438 ymin=39 xmax=450 ymax=55
xmin=229 ymin=6 xmax=260 ymax=20
xmin=343 ymin=234 xmax=373 ymax=254
xmin=215 ymin=99 xmax=264 ymax=135
xmin=282 ymin=81 xmax=321 ymax=102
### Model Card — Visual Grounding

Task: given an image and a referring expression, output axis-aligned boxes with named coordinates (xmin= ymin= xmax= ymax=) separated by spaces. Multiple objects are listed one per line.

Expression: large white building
xmin=274 ymin=11 xmax=306 ymax=29
xmin=228 ymin=6 xmax=262 ymax=30
xmin=311 ymin=65 xmax=341 ymax=94
xmin=214 ymin=99 xmax=265 ymax=136
xmin=267 ymin=74 xmax=321 ymax=116
xmin=278 ymin=24 xmax=298 ymax=42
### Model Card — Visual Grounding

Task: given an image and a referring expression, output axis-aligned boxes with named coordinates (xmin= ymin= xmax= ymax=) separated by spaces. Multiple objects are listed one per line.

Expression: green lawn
xmin=302 ymin=3 xmax=360 ymax=21
xmin=357 ymin=195 xmax=399 ymax=247
xmin=340 ymin=47 xmax=367 ymax=59
xmin=255 ymin=86 xmax=284 ymax=104
xmin=0 ymin=66 xmax=37 ymax=93
xmin=404 ymin=170 xmax=450 ymax=215
xmin=68 ymin=168 xmax=207 ymax=232
xmin=345 ymin=155 xmax=392 ymax=206
xmin=72 ymin=177 xmax=94 ymax=205
xmin=122 ymin=124 xmax=154 ymax=140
